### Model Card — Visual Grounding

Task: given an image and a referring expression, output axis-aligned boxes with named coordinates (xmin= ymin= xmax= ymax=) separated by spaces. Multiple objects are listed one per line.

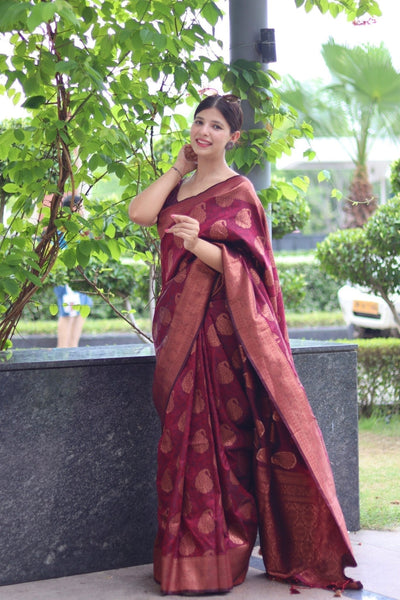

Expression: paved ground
xmin=0 ymin=529 xmax=399 ymax=600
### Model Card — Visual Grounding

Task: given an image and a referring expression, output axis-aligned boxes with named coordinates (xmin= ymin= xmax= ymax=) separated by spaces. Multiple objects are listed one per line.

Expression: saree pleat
xmin=152 ymin=175 xmax=361 ymax=595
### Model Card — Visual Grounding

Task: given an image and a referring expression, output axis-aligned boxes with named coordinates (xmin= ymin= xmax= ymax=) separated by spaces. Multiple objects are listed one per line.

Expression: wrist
xmin=171 ymin=165 xmax=183 ymax=180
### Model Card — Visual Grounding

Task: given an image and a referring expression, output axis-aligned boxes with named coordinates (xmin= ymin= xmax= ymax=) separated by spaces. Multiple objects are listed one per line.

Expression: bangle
xmin=171 ymin=166 xmax=183 ymax=180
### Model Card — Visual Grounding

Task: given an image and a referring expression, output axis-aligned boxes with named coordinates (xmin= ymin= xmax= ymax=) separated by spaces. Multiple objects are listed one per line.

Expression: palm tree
xmin=281 ymin=39 xmax=400 ymax=228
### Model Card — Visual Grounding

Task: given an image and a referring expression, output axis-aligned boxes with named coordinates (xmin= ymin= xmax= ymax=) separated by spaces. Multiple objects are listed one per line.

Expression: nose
xmin=198 ymin=122 xmax=210 ymax=135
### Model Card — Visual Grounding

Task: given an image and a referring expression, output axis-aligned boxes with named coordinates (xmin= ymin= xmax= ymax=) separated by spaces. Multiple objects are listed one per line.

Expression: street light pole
xmin=228 ymin=0 xmax=275 ymax=196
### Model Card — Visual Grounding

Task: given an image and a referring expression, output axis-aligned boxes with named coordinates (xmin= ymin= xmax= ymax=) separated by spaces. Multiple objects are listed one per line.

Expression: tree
xmin=0 ymin=0 xmax=383 ymax=350
xmin=316 ymin=196 xmax=400 ymax=333
xmin=280 ymin=39 xmax=400 ymax=227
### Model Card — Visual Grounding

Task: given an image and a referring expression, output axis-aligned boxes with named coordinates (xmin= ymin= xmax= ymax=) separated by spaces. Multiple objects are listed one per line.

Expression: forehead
xmin=194 ymin=106 xmax=228 ymax=126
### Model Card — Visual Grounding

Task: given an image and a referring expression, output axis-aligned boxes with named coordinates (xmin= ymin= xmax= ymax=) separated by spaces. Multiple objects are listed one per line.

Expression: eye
xmin=212 ymin=124 xmax=222 ymax=130
xmin=193 ymin=118 xmax=203 ymax=125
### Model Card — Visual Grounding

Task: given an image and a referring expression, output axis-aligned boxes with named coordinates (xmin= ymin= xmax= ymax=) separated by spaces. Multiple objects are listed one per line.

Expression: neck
xmin=194 ymin=156 xmax=231 ymax=180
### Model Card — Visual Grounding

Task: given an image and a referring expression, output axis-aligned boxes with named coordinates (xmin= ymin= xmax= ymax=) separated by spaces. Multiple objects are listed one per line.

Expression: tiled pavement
xmin=0 ymin=529 xmax=399 ymax=600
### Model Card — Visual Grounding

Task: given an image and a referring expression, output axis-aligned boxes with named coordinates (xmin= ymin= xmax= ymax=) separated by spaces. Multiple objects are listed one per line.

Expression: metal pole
xmin=228 ymin=0 xmax=271 ymax=194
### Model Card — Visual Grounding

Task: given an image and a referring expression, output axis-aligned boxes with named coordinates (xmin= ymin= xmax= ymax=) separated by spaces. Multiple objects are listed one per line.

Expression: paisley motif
xmin=210 ymin=219 xmax=228 ymax=239
xmin=226 ymin=397 xmax=244 ymax=421
xmin=235 ymin=208 xmax=252 ymax=229
xmin=216 ymin=360 xmax=234 ymax=384
xmin=181 ymin=370 xmax=194 ymax=393
xmin=190 ymin=202 xmax=207 ymax=223
xmin=221 ymin=423 xmax=237 ymax=447
xmin=215 ymin=313 xmax=234 ymax=336
xmin=271 ymin=451 xmax=298 ymax=470
xmin=160 ymin=429 xmax=173 ymax=453
xmin=198 ymin=509 xmax=215 ymax=534
xmin=191 ymin=428 xmax=209 ymax=454
xmin=161 ymin=469 xmax=173 ymax=493
xmin=179 ymin=532 xmax=196 ymax=556
xmin=195 ymin=469 xmax=214 ymax=493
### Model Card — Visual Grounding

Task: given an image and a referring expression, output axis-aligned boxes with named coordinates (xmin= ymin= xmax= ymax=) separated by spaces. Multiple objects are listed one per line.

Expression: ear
xmin=230 ymin=130 xmax=241 ymax=144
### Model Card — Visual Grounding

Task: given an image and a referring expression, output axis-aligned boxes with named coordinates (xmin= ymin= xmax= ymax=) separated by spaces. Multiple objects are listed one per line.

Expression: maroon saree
xmin=152 ymin=175 xmax=360 ymax=595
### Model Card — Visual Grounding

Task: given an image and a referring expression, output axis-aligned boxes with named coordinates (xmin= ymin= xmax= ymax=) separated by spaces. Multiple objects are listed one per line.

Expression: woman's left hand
xmin=166 ymin=214 xmax=200 ymax=252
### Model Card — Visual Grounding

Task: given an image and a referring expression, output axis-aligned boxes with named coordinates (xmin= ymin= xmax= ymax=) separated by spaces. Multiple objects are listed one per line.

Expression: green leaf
xmin=105 ymin=223 xmax=116 ymax=238
xmin=2 ymin=183 xmax=19 ymax=193
xmin=200 ymin=2 xmax=222 ymax=26
xmin=173 ymin=113 xmax=188 ymax=130
xmin=174 ymin=66 xmax=189 ymax=91
xmin=80 ymin=304 xmax=91 ymax=318
xmin=2 ymin=278 xmax=20 ymax=297
xmin=49 ymin=304 xmax=59 ymax=316
xmin=22 ymin=95 xmax=47 ymax=109
xmin=61 ymin=248 xmax=76 ymax=269
xmin=317 ymin=170 xmax=331 ymax=182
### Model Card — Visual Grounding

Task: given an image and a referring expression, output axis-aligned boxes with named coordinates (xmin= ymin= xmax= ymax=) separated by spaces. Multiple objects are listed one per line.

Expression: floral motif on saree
xmin=152 ymin=175 xmax=361 ymax=595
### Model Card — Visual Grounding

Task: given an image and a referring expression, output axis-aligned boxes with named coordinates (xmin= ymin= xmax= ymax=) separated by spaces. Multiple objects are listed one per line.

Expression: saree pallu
xmin=152 ymin=175 xmax=360 ymax=595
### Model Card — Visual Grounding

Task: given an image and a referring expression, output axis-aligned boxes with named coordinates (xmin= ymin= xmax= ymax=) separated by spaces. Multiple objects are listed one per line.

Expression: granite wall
xmin=0 ymin=340 xmax=359 ymax=586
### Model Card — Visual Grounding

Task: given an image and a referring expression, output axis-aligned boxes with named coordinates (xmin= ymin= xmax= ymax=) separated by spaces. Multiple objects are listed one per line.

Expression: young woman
xmin=129 ymin=94 xmax=361 ymax=596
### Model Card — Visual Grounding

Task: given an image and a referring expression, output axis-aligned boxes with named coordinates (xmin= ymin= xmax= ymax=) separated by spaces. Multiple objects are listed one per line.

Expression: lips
xmin=196 ymin=138 xmax=212 ymax=148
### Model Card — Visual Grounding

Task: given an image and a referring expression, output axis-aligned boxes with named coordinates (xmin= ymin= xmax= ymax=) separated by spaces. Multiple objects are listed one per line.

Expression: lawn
xmin=358 ymin=415 xmax=400 ymax=530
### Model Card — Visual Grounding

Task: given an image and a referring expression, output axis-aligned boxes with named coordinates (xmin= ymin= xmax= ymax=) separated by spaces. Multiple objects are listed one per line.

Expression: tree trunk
xmin=343 ymin=164 xmax=377 ymax=228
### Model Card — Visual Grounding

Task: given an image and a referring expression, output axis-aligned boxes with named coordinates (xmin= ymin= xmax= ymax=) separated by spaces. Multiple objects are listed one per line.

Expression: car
xmin=338 ymin=284 xmax=400 ymax=337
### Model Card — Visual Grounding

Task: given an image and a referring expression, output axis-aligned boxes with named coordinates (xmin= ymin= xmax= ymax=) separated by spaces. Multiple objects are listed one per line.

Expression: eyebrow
xmin=195 ymin=116 xmax=225 ymax=127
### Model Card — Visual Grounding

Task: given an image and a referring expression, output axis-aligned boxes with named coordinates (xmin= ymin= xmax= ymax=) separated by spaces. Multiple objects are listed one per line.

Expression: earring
xmin=225 ymin=141 xmax=234 ymax=151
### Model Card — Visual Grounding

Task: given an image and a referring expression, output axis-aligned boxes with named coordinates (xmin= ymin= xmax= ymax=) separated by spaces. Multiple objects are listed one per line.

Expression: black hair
xmin=62 ymin=194 xmax=82 ymax=208
xmin=194 ymin=95 xmax=243 ymax=133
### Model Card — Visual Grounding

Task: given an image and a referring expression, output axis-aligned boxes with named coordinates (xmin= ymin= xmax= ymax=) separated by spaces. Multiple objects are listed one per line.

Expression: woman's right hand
xmin=174 ymin=144 xmax=198 ymax=177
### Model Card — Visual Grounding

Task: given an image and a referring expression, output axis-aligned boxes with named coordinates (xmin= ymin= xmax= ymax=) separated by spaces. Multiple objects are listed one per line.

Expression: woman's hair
xmin=194 ymin=95 xmax=243 ymax=133
xmin=62 ymin=194 xmax=82 ymax=209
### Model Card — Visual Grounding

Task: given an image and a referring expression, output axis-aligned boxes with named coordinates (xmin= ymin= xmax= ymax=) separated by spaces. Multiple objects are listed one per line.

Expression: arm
xmin=128 ymin=145 xmax=197 ymax=226
xmin=166 ymin=214 xmax=223 ymax=273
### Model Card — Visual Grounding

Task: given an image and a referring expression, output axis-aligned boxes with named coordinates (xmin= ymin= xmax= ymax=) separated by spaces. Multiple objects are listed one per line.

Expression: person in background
xmin=128 ymin=93 xmax=361 ymax=596
xmin=53 ymin=195 xmax=93 ymax=348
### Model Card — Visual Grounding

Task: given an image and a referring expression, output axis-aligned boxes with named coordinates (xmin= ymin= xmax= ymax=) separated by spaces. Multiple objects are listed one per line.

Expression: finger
xmin=171 ymin=214 xmax=199 ymax=224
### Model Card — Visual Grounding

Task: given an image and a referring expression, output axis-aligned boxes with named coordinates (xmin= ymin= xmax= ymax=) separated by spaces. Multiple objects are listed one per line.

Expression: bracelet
xmin=171 ymin=165 xmax=183 ymax=180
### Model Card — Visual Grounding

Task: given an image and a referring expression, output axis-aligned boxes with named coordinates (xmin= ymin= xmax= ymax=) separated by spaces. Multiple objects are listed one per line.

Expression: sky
xmin=267 ymin=0 xmax=400 ymax=79
xmin=1 ymin=0 xmax=400 ymax=119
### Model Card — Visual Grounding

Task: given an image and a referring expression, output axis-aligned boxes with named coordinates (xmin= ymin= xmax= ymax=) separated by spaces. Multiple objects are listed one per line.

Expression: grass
xmin=15 ymin=310 xmax=345 ymax=336
xmin=358 ymin=415 xmax=400 ymax=530
xmin=14 ymin=317 xmax=152 ymax=336
xmin=285 ymin=310 xmax=345 ymax=328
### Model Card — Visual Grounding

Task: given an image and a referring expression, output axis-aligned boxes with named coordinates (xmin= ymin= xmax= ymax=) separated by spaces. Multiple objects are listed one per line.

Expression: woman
xmin=128 ymin=94 xmax=361 ymax=596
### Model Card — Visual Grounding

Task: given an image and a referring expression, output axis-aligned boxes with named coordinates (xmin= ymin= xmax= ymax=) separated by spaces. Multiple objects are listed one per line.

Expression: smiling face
xmin=190 ymin=107 xmax=240 ymax=158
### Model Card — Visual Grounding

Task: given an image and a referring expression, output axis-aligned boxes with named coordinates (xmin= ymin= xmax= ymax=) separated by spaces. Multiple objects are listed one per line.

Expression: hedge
xmin=275 ymin=254 xmax=342 ymax=312
xmin=338 ymin=338 xmax=400 ymax=417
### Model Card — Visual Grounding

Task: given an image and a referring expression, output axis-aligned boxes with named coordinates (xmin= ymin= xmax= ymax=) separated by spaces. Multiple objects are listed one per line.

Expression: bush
xmin=275 ymin=254 xmax=341 ymax=312
xmin=22 ymin=259 xmax=151 ymax=321
xmin=338 ymin=338 xmax=400 ymax=417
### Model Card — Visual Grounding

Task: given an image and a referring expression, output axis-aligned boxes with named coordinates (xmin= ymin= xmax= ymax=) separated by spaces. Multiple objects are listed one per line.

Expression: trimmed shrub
xmin=338 ymin=338 xmax=400 ymax=417
xmin=275 ymin=255 xmax=341 ymax=312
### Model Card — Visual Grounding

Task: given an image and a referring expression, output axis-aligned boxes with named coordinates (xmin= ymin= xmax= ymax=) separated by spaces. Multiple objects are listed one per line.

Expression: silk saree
xmin=152 ymin=175 xmax=360 ymax=595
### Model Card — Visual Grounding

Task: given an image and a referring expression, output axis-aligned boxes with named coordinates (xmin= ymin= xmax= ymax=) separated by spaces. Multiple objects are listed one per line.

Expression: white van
xmin=338 ymin=284 xmax=400 ymax=337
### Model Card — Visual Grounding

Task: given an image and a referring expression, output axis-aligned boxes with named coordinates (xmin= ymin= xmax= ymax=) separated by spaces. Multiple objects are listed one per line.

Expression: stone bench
xmin=0 ymin=340 xmax=359 ymax=586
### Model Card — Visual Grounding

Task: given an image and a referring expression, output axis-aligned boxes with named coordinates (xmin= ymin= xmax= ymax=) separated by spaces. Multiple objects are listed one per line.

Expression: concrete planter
xmin=0 ymin=340 xmax=359 ymax=586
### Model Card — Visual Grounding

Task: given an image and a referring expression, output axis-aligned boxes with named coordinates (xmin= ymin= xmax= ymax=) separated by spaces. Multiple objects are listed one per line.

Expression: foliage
xmin=316 ymin=196 xmax=400 ymax=331
xmin=24 ymin=258 xmax=151 ymax=321
xmin=275 ymin=254 xmax=341 ymax=312
xmin=280 ymin=39 xmax=400 ymax=227
xmin=340 ymin=338 xmax=400 ymax=416
xmin=259 ymin=175 xmax=311 ymax=239
xmin=390 ymin=158 xmax=400 ymax=196
xmin=0 ymin=0 xmax=316 ymax=350
xmin=0 ymin=0 xmax=384 ymax=350
xmin=294 ymin=0 xmax=381 ymax=18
